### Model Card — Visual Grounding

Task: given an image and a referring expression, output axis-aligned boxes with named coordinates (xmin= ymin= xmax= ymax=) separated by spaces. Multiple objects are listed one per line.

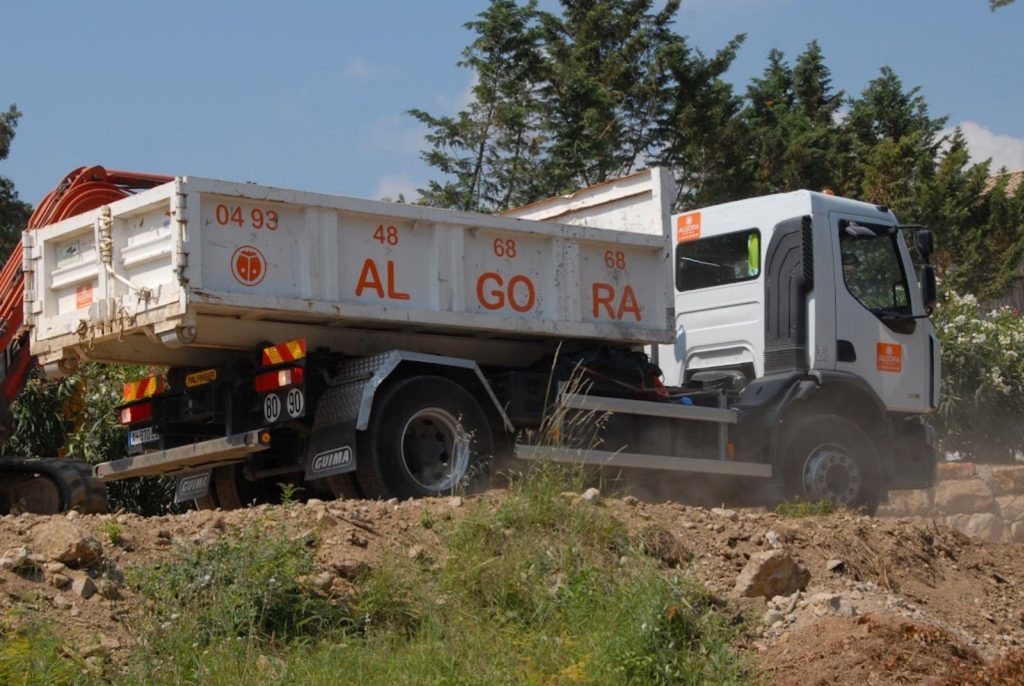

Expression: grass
xmin=774 ymin=498 xmax=838 ymax=518
xmin=0 ymin=463 xmax=755 ymax=685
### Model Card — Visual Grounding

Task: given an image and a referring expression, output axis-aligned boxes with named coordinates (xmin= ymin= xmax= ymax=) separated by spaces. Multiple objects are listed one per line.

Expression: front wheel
xmin=780 ymin=414 xmax=881 ymax=513
xmin=355 ymin=376 xmax=494 ymax=499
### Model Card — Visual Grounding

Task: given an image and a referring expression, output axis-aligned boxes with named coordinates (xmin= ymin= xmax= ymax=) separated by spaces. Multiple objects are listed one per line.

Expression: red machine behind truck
xmin=0 ymin=165 xmax=939 ymax=514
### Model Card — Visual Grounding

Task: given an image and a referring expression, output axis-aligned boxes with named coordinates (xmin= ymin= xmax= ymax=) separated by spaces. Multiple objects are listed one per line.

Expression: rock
xmin=580 ymin=488 xmax=601 ymax=502
xmin=448 ymin=496 xmax=464 ymax=509
xmin=96 ymin=579 xmax=121 ymax=600
xmin=937 ymin=461 xmax=977 ymax=480
xmin=386 ymin=498 xmax=399 ymax=506
xmin=47 ymin=573 xmax=72 ymax=590
xmin=71 ymin=576 xmax=97 ymax=599
xmin=306 ymin=498 xmax=325 ymax=508
xmin=711 ymin=507 xmax=739 ymax=522
xmin=734 ymin=550 xmax=810 ymax=598
xmin=28 ymin=520 xmax=102 ymax=566
xmin=312 ymin=572 xmax=335 ymax=592
xmin=637 ymin=525 xmax=691 ymax=567
xmin=877 ymin=489 xmax=932 ymax=517
xmin=44 ymin=561 xmax=67 ymax=575
xmin=990 ymin=466 xmax=1024 ymax=496
xmin=811 ymin=592 xmax=841 ymax=611
xmin=945 ymin=513 xmax=1004 ymax=541
xmin=933 ymin=479 xmax=994 ymax=515
xmin=996 ymin=496 xmax=1024 ymax=523
xmin=1009 ymin=521 xmax=1024 ymax=543
xmin=65 ymin=510 xmax=80 ymax=520
xmin=765 ymin=530 xmax=783 ymax=549
xmin=763 ymin=609 xmax=784 ymax=625
xmin=80 ymin=636 xmax=119 ymax=659
xmin=407 ymin=544 xmax=426 ymax=561
xmin=826 ymin=558 xmax=845 ymax=573
xmin=0 ymin=546 xmax=31 ymax=570
xmin=52 ymin=594 xmax=73 ymax=610
xmin=329 ymin=556 xmax=369 ymax=580
xmin=622 ymin=495 xmax=639 ymax=506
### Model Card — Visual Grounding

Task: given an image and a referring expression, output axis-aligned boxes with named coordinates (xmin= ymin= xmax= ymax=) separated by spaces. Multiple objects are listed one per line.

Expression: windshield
xmin=839 ymin=224 xmax=912 ymax=318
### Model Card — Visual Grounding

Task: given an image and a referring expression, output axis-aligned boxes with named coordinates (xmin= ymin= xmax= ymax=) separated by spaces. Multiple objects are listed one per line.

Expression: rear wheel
xmin=781 ymin=414 xmax=881 ymax=513
xmin=211 ymin=463 xmax=280 ymax=510
xmin=355 ymin=376 xmax=493 ymax=499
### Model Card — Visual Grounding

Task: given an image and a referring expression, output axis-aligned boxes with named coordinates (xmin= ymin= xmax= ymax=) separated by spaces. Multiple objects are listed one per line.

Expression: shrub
xmin=931 ymin=291 xmax=1024 ymax=462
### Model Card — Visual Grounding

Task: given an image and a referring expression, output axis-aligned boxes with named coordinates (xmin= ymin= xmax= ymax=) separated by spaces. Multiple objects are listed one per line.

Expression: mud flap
xmin=174 ymin=470 xmax=212 ymax=503
xmin=304 ymin=383 xmax=360 ymax=481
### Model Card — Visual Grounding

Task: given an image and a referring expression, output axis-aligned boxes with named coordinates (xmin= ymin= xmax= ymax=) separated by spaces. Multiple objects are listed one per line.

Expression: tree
xmin=413 ymin=0 xmax=744 ymax=212
xmin=0 ymin=104 xmax=31 ymax=256
xmin=842 ymin=67 xmax=946 ymax=211
xmin=741 ymin=42 xmax=846 ymax=196
xmin=410 ymin=0 xmax=548 ymax=211
xmin=653 ymin=33 xmax=748 ymax=208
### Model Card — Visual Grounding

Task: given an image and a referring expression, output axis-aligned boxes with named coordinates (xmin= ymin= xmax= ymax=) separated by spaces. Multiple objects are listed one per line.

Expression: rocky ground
xmin=1 ymin=492 xmax=1023 ymax=684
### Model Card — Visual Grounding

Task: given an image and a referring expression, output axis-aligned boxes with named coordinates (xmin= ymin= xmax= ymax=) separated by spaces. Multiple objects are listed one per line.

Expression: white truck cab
xmin=662 ymin=191 xmax=940 ymax=415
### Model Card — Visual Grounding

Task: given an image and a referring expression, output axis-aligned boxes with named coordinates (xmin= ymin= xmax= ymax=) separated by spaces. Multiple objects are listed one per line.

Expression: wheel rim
xmin=400 ymin=408 xmax=470 ymax=493
xmin=801 ymin=442 xmax=862 ymax=506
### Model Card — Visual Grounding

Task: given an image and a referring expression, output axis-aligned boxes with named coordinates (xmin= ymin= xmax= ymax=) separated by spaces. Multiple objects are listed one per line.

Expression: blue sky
xmin=2 ymin=0 xmax=1021 ymax=206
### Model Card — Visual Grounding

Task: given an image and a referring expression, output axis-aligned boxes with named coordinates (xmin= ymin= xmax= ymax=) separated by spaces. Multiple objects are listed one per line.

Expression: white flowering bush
xmin=931 ymin=291 xmax=1024 ymax=462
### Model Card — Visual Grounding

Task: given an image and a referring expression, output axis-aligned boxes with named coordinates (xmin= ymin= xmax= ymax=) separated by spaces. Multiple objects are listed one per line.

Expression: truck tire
xmin=212 ymin=463 xmax=279 ymax=510
xmin=780 ymin=414 xmax=881 ymax=513
xmin=355 ymin=376 xmax=493 ymax=499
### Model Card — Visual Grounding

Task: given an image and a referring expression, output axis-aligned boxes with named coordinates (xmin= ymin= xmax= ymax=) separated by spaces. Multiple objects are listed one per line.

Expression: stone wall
xmin=877 ymin=462 xmax=1024 ymax=543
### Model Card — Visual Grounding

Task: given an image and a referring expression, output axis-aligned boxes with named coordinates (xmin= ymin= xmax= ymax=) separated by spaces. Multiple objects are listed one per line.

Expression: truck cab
xmin=656 ymin=192 xmax=939 ymax=505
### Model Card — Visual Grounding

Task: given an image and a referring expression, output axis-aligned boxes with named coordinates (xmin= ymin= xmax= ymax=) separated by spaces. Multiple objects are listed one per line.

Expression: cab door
xmin=830 ymin=211 xmax=931 ymax=413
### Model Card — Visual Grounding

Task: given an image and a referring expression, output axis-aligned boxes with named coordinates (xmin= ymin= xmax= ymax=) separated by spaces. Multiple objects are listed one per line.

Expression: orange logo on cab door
xmin=676 ymin=212 xmax=701 ymax=243
xmin=876 ymin=343 xmax=902 ymax=373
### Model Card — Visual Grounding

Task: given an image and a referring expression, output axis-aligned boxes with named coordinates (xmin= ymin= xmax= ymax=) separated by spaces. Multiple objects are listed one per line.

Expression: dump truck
xmin=3 ymin=165 xmax=940 ymax=512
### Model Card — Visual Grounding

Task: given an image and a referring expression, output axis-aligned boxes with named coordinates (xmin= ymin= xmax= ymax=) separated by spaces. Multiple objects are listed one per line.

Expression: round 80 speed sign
xmin=263 ymin=389 xmax=305 ymax=424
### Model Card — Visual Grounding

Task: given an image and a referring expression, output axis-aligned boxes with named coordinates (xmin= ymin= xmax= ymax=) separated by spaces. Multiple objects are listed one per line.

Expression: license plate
xmin=128 ymin=426 xmax=160 ymax=446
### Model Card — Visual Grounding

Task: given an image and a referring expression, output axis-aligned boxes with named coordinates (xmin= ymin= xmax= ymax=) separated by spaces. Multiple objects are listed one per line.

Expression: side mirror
xmin=914 ymin=230 xmax=934 ymax=261
xmin=921 ymin=264 xmax=937 ymax=310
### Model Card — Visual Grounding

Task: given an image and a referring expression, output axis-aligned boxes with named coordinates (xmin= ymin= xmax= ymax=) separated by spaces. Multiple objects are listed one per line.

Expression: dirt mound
xmin=0 ymin=492 xmax=1022 ymax=682
xmin=762 ymin=614 xmax=981 ymax=685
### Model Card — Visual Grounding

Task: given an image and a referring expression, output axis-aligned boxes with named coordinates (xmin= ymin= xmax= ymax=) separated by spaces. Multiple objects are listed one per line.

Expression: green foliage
xmin=127 ymin=526 xmax=349 ymax=646
xmin=931 ymin=291 xmax=1024 ymax=462
xmin=0 ymin=104 xmax=32 ymax=256
xmin=413 ymin=0 xmax=744 ymax=212
xmin=774 ymin=498 xmax=838 ymax=518
xmin=0 ymin=622 xmax=85 ymax=686
xmin=3 ymin=362 xmax=177 ymax=515
xmin=8 ymin=466 xmax=749 ymax=685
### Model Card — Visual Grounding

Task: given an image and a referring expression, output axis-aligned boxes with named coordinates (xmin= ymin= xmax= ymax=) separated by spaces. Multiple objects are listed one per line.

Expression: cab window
xmin=676 ymin=229 xmax=761 ymax=292
xmin=839 ymin=224 xmax=912 ymax=317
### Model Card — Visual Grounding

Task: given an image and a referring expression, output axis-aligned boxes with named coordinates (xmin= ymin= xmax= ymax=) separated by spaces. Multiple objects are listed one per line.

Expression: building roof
xmin=985 ymin=169 xmax=1023 ymax=195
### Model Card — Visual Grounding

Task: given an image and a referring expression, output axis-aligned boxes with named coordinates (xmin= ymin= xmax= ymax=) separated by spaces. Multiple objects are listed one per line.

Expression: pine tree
xmin=0 ymin=104 xmax=32 ymax=256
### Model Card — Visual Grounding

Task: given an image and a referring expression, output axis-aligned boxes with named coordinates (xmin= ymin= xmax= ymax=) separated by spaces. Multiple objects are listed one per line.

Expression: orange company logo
xmin=676 ymin=212 xmax=701 ymax=243
xmin=231 ymin=245 xmax=267 ymax=287
xmin=876 ymin=343 xmax=902 ymax=373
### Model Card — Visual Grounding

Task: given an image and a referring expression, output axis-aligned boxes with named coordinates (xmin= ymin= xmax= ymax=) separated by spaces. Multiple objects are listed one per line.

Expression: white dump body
xmin=25 ymin=169 xmax=674 ymax=369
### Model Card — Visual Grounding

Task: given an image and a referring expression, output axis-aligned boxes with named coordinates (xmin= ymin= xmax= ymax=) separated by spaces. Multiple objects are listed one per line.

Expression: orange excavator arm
xmin=0 ymin=166 xmax=173 ymax=407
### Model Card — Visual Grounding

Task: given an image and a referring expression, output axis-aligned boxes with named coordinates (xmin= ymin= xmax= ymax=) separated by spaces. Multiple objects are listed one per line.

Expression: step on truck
xmin=20 ymin=167 xmax=939 ymax=511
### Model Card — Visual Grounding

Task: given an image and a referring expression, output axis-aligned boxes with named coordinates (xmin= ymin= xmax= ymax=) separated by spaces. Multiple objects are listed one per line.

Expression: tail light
xmin=255 ymin=367 xmax=304 ymax=393
xmin=120 ymin=401 xmax=153 ymax=425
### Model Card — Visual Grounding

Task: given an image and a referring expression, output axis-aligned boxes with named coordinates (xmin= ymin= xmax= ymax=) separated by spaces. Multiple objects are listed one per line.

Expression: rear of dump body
xmin=24 ymin=170 xmax=674 ymax=370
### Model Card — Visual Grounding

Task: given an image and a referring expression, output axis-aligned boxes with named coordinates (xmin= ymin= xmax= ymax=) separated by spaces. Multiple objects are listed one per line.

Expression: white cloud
xmin=374 ymin=173 xmax=422 ymax=203
xmin=364 ymin=115 xmax=428 ymax=155
xmin=944 ymin=121 xmax=1024 ymax=172
xmin=345 ymin=58 xmax=373 ymax=80
xmin=435 ymin=74 xmax=477 ymax=113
